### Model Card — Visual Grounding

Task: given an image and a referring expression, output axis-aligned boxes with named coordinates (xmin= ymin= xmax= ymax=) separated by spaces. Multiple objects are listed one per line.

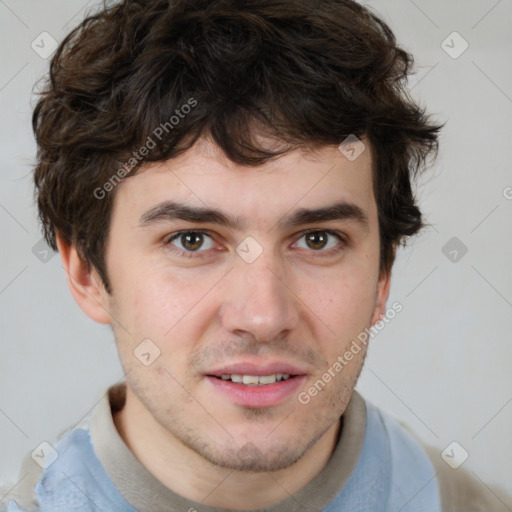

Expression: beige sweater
xmin=2 ymin=384 xmax=511 ymax=511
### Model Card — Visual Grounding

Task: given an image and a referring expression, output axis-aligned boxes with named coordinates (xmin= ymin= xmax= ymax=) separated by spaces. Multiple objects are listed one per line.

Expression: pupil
xmin=306 ymin=232 xmax=327 ymax=250
xmin=183 ymin=233 xmax=203 ymax=251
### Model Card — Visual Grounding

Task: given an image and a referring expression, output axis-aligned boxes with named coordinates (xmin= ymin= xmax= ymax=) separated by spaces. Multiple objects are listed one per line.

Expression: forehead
xmin=113 ymin=138 xmax=376 ymax=229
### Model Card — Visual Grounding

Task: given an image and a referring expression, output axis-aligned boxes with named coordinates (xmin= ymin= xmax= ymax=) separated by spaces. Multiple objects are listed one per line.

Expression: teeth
xmin=242 ymin=375 xmax=260 ymax=385
xmin=258 ymin=374 xmax=277 ymax=385
xmin=217 ymin=374 xmax=292 ymax=385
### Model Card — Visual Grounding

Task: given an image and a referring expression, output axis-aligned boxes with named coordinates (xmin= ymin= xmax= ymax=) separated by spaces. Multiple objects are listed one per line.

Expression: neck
xmin=113 ymin=387 xmax=341 ymax=509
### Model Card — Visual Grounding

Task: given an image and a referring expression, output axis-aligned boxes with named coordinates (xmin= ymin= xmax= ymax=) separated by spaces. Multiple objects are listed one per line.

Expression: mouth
xmin=209 ymin=373 xmax=294 ymax=386
xmin=205 ymin=363 xmax=307 ymax=408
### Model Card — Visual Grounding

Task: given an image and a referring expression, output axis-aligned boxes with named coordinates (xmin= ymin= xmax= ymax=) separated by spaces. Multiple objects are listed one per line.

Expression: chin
xmin=177 ymin=418 xmax=333 ymax=473
xmin=193 ymin=439 xmax=309 ymax=473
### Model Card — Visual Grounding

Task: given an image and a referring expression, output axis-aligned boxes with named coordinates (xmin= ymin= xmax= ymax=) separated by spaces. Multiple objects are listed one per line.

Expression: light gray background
xmin=1 ymin=0 xmax=511 ymax=498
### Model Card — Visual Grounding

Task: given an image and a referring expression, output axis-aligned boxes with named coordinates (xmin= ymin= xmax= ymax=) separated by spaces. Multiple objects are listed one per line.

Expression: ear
xmin=370 ymin=268 xmax=391 ymax=326
xmin=56 ymin=233 xmax=111 ymax=324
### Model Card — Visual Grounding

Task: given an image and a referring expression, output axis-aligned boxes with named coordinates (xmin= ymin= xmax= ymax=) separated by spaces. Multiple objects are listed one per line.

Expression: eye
xmin=166 ymin=230 xmax=215 ymax=254
xmin=294 ymin=230 xmax=344 ymax=253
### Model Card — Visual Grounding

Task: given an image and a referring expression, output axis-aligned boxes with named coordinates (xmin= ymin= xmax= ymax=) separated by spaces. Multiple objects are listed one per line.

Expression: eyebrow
xmin=138 ymin=200 xmax=369 ymax=231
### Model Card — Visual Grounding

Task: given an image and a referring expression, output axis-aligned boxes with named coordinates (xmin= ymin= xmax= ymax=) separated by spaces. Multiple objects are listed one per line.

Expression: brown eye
xmin=305 ymin=232 xmax=329 ymax=250
xmin=294 ymin=230 xmax=344 ymax=254
xmin=181 ymin=232 xmax=204 ymax=251
xmin=167 ymin=231 xmax=215 ymax=254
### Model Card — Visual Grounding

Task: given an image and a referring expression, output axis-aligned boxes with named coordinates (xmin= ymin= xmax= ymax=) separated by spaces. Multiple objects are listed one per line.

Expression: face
xmin=99 ymin=137 xmax=389 ymax=472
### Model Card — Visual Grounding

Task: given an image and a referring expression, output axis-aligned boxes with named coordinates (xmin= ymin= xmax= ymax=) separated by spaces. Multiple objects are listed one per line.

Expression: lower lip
xmin=205 ymin=375 xmax=307 ymax=408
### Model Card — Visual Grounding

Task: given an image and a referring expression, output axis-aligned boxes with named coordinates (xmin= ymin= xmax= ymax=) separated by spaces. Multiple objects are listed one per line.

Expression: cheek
xmin=126 ymin=266 xmax=219 ymax=341
xmin=299 ymin=266 xmax=377 ymax=339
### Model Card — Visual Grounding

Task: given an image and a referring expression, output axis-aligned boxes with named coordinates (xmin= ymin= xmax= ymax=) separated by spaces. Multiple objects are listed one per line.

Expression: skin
xmin=58 ymin=136 xmax=390 ymax=509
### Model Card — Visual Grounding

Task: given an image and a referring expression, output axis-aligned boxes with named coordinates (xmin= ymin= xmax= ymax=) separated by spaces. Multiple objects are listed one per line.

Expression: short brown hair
xmin=33 ymin=0 xmax=441 ymax=292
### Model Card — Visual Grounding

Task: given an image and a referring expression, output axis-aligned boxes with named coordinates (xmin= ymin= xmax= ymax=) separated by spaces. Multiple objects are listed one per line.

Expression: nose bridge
xmin=220 ymin=247 xmax=300 ymax=342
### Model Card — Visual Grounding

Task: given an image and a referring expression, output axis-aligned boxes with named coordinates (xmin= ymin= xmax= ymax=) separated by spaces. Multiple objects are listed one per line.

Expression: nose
xmin=219 ymin=251 xmax=301 ymax=344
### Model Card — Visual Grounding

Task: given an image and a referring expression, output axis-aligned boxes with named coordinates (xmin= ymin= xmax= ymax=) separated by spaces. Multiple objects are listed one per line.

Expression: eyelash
xmin=164 ymin=229 xmax=347 ymax=259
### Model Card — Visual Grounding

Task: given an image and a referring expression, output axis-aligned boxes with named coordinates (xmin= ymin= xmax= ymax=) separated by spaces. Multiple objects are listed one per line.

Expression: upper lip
xmin=206 ymin=361 xmax=308 ymax=377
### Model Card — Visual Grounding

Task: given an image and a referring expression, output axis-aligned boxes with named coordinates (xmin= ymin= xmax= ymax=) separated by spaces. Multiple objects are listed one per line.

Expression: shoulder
xmin=1 ymin=390 xmax=135 ymax=512
xmin=0 ymin=450 xmax=43 ymax=512
xmin=421 ymin=442 xmax=512 ymax=512
xmin=365 ymin=403 xmax=442 ymax=511
xmin=391 ymin=416 xmax=512 ymax=512
xmin=2 ymin=426 xmax=133 ymax=512
xmin=365 ymin=403 xmax=512 ymax=512
xmin=1 ymin=428 xmax=94 ymax=512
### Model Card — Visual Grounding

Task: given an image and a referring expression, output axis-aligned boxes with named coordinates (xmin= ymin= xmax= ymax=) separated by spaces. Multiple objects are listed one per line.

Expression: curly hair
xmin=33 ymin=0 xmax=441 ymax=292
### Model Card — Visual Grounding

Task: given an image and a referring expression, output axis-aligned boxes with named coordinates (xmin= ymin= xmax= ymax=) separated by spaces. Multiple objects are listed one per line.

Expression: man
xmin=3 ymin=0 xmax=511 ymax=510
